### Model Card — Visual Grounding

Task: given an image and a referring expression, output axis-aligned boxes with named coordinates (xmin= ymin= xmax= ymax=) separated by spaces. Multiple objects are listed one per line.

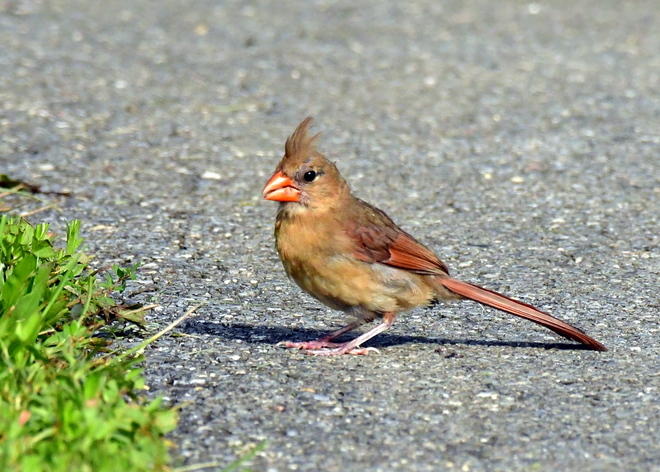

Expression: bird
xmin=262 ymin=117 xmax=607 ymax=356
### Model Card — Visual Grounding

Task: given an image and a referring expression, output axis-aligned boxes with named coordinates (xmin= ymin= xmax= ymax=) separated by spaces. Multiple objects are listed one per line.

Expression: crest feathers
xmin=285 ymin=116 xmax=321 ymax=159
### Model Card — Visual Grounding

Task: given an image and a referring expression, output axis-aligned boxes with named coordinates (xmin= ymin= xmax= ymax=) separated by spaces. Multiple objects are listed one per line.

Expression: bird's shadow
xmin=182 ymin=321 xmax=594 ymax=351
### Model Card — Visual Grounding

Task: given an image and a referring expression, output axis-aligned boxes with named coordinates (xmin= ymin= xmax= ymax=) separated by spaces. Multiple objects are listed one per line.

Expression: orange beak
xmin=262 ymin=170 xmax=301 ymax=202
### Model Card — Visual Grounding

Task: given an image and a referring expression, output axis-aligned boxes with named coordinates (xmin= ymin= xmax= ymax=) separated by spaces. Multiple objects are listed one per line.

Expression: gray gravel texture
xmin=2 ymin=1 xmax=659 ymax=471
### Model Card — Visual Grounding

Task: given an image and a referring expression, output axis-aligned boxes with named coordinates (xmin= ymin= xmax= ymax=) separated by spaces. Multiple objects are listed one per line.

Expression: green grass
xmin=0 ymin=215 xmax=177 ymax=472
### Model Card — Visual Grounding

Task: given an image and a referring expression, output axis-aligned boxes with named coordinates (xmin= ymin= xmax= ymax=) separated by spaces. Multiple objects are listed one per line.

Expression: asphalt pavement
xmin=2 ymin=1 xmax=659 ymax=470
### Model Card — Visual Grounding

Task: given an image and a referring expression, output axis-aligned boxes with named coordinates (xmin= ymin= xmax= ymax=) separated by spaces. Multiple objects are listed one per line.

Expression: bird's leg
xmin=284 ymin=320 xmax=362 ymax=350
xmin=304 ymin=312 xmax=397 ymax=356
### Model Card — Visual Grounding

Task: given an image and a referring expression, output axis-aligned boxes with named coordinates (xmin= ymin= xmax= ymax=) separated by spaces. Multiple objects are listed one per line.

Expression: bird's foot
xmin=284 ymin=339 xmax=378 ymax=355
xmin=303 ymin=346 xmax=379 ymax=356
xmin=283 ymin=339 xmax=342 ymax=350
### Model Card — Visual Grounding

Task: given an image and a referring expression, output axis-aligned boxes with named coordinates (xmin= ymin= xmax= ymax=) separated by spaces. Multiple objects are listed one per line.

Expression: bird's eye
xmin=303 ymin=170 xmax=317 ymax=182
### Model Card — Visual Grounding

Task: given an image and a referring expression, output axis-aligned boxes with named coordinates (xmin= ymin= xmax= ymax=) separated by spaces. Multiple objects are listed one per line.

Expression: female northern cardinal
xmin=262 ymin=117 xmax=606 ymax=355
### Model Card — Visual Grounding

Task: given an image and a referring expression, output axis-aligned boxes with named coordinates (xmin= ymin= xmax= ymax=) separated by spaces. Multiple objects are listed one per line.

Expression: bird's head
xmin=262 ymin=117 xmax=348 ymax=210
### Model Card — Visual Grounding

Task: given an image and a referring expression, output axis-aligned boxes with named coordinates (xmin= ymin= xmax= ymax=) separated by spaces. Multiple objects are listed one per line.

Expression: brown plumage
xmin=262 ymin=117 xmax=607 ymax=355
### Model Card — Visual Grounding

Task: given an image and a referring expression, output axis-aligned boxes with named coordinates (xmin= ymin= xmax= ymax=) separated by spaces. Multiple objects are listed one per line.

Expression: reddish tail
xmin=439 ymin=278 xmax=606 ymax=351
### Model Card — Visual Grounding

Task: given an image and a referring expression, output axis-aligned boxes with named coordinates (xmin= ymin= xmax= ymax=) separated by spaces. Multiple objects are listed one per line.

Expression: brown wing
xmin=346 ymin=199 xmax=449 ymax=276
